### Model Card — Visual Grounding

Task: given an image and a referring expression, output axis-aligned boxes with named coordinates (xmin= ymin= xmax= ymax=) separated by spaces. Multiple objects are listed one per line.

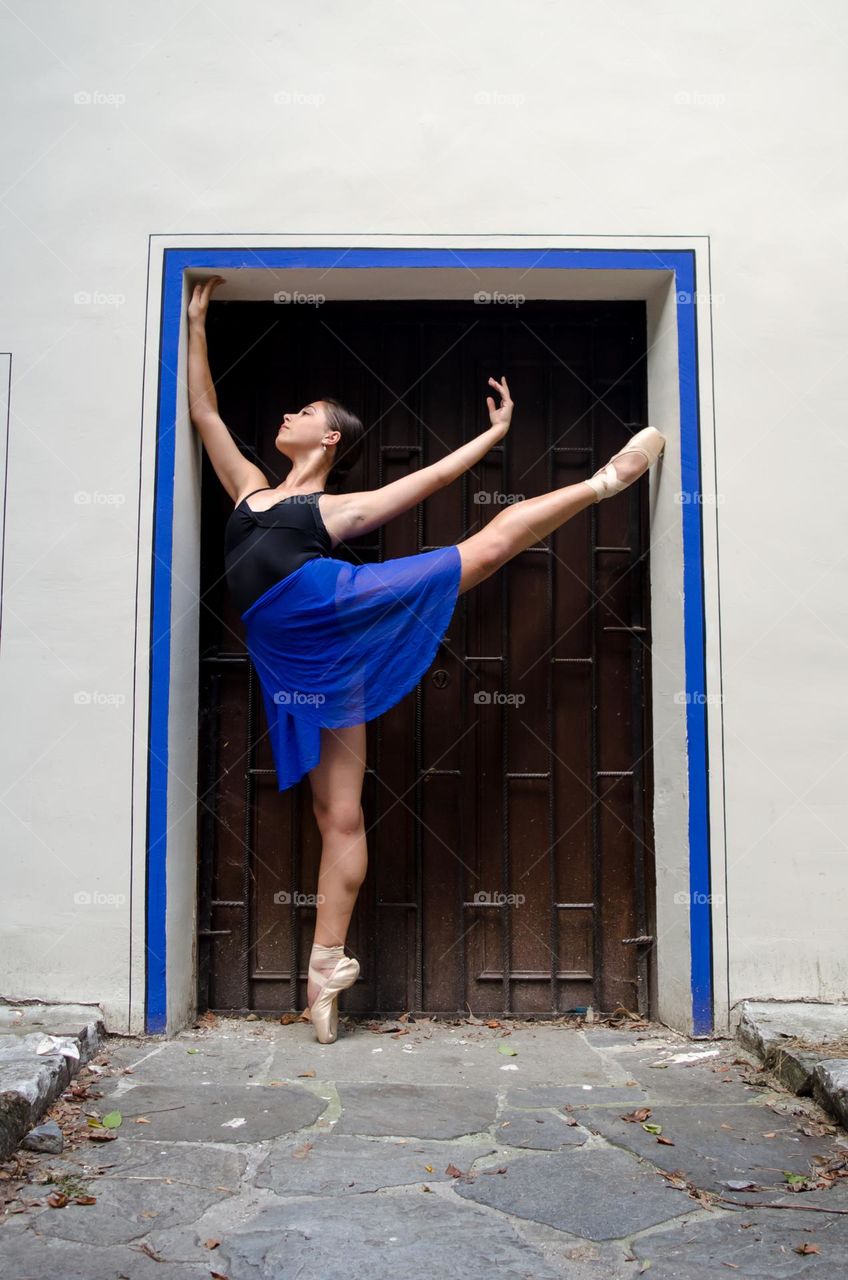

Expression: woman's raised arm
xmin=338 ymin=377 xmax=513 ymax=539
xmin=187 ymin=276 xmax=268 ymax=504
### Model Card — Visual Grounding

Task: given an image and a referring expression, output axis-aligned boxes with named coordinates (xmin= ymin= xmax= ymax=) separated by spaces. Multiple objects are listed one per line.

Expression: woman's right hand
xmin=188 ymin=275 xmax=226 ymax=326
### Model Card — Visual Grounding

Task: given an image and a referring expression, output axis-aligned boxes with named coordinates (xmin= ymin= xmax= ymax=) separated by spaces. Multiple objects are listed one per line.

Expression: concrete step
xmin=0 ymin=1001 xmax=107 ymax=1160
xmin=737 ymin=1000 xmax=848 ymax=1129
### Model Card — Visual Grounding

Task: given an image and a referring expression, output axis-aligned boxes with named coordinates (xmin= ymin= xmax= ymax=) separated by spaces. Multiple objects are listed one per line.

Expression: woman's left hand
xmin=486 ymin=376 xmax=513 ymax=436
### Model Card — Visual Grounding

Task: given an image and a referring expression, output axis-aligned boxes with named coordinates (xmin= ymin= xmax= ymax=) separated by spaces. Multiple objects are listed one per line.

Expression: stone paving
xmin=2 ymin=1012 xmax=848 ymax=1278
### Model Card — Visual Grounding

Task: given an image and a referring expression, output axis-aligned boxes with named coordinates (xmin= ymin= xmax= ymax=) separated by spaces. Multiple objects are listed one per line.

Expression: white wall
xmin=1 ymin=0 xmax=846 ymax=1033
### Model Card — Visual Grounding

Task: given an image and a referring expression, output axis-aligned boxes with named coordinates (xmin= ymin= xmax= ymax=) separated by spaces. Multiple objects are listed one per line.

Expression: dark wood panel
xmin=196 ymin=300 xmax=654 ymax=1018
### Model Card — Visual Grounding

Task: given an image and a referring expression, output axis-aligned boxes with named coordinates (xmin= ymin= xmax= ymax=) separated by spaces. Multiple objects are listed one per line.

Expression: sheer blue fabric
xmin=241 ymin=545 xmax=462 ymax=792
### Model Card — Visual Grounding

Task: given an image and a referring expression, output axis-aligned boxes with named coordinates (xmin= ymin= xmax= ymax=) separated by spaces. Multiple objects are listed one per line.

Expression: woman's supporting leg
xmin=306 ymin=721 xmax=367 ymax=1009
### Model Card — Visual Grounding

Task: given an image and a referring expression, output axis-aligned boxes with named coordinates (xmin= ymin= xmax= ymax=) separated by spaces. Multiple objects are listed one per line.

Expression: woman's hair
xmin=320 ymin=398 xmax=365 ymax=489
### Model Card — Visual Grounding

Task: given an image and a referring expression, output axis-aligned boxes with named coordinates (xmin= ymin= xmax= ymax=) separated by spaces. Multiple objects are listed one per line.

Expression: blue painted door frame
xmin=147 ymin=247 xmax=711 ymax=1034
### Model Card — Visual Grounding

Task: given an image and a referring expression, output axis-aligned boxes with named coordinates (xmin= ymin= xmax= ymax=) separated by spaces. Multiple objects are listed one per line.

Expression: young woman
xmin=187 ymin=275 xmax=665 ymax=1043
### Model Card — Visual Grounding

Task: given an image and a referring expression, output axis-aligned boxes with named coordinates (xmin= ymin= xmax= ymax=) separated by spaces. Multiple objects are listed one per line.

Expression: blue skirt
xmin=241 ymin=545 xmax=462 ymax=791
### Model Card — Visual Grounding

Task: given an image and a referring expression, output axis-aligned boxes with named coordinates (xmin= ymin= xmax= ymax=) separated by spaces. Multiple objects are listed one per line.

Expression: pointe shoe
xmin=307 ymin=946 xmax=360 ymax=1044
xmin=585 ymin=426 xmax=666 ymax=504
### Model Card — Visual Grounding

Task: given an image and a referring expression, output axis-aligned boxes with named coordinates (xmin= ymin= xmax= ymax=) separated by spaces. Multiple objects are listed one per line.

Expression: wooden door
xmin=196 ymin=299 xmax=655 ymax=1018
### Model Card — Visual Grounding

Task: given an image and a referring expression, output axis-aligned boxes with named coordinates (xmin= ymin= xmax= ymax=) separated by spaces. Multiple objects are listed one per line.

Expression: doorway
xmin=195 ymin=298 xmax=655 ymax=1018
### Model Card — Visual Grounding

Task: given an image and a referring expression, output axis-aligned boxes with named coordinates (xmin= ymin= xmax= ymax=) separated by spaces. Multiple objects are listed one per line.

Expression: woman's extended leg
xmin=455 ymin=448 xmax=652 ymax=595
xmin=306 ymin=721 xmax=367 ymax=1010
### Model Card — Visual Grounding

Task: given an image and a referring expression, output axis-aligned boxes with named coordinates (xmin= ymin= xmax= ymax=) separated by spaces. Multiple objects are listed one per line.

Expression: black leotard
xmin=224 ymin=487 xmax=333 ymax=615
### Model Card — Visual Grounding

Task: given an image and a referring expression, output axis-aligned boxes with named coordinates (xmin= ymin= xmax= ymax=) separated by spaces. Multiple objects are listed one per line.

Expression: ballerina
xmin=188 ymin=275 xmax=665 ymax=1042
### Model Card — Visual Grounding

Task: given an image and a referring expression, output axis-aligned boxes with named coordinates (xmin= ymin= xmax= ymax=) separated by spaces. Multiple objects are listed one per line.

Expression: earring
xmin=322 ymin=443 xmax=327 ymax=452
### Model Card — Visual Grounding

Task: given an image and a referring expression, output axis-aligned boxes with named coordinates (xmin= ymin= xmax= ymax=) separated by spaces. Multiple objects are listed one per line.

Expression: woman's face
xmin=276 ymin=401 xmax=334 ymax=456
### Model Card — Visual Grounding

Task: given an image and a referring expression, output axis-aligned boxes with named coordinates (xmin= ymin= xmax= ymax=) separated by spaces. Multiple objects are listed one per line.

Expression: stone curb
xmin=736 ymin=1000 xmax=848 ymax=1131
xmin=0 ymin=1002 xmax=107 ymax=1160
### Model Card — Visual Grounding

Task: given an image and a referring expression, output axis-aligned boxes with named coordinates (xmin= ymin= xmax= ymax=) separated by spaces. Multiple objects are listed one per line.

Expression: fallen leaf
xmin=47 ymin=1191 xmax=68 ymax=1208
xmin=622 ymin=1108 xmax=652 ymax=1123
xmin=497 ymin=1044 xmax=518 ymax=1056
xmin=794 ymin=1242 xmax=821 ymax=1256
xmin=642 ymin=1122 xmax=662 ymax=1135
xmin=297 ymin=1070 xmax=316 ymax=1078
xmin=203 ymin=1238 xmax=221 ymax=1249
